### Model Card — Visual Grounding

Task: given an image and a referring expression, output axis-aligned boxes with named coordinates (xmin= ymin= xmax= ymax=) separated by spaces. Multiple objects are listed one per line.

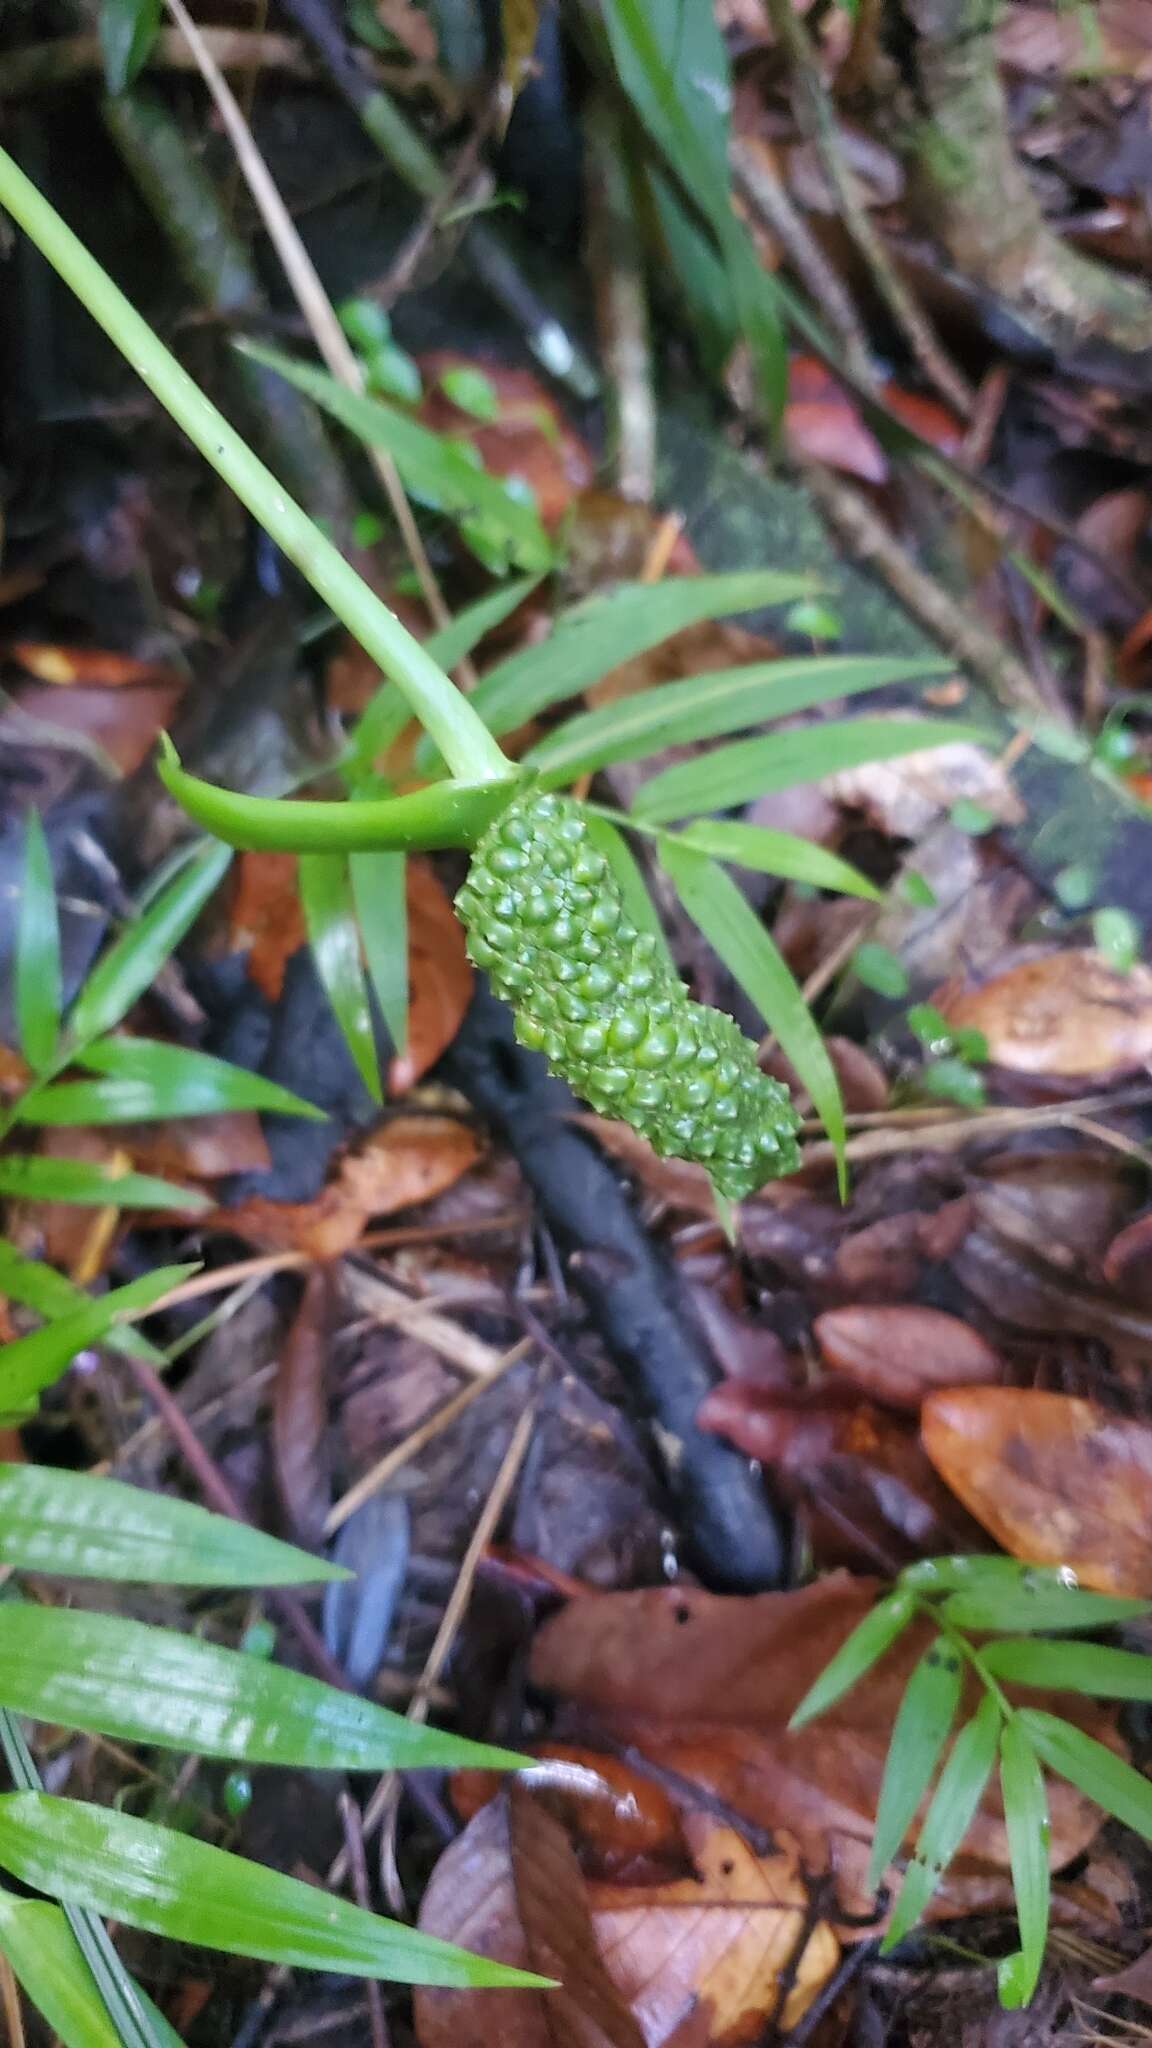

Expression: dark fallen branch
xmin=442 ymin=984 xmax=793 ymax=1595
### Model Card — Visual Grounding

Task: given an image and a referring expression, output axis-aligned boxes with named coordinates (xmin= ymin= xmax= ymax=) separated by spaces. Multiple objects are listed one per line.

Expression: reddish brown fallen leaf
xmin=229 ymin=850 xmax=304 ymax=1002
xmin=814 ymin=1305 xmax=1004 ymax=1411
xmin=829 ymin=1215 xmax=925 ymax=1302
xmin=1103 ymin=1207 xmax=1152 ymax=1300
xmin=12 ymin=681 xmax=184 ymax=775
xmin=785 ymin=357 xmax=887 ymax=483
xmin=941 ymin=951 xmax=1152 ymax=1077
xmin=8 ymin=1123 xmax=240 ymax=1272
xmin=530 ymin=1576 xmax=1114 ymax=1922
xmin=416 ymin=1784 xmax=648 ymax=2048
xmin=561 ymin=492 xmax=699 ymax=592
xmin=6 ymin=642 xmax=185 ymax=688
xmin=451 ymin=1746 xmax=693 ymax=1886
xmin=388 ymin=860 xmax=473 ymax=1094
xmin=417 ymin=355 xmax=594 ymax=528
xmin=1094 ymin=1941 xmax=1152 ymax=2007
xmin=922 ymin=1387 xmax=1152 ymax=1595
xmin=273 ymin=1266 xmax=335 ymax=1545
xmin=763 ymin=1036 xmax=889 ymax=1117
xmin=217 ymin=1114 xmax=481 ymax=1258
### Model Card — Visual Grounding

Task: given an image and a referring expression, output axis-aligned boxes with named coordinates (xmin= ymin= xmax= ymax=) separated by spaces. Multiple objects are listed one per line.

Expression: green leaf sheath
xmin=456 ymin=793 xmax=801 ymax=1199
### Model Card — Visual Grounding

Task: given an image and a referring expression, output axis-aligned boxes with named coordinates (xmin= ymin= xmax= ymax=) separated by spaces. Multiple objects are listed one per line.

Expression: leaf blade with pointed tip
xmin=0 ymin=1265 xmax=197 ymax=1411
xmin=0 ymin=1464 xmax=347 ymax=1585
xmin=0 ymin=1241 xmax=162 ymax=1363
xmin=982 ymin=1639 xmax=1152 ymax=1699
xmin=16 ymin=810 xmax=62 ymax=1073
xmin=21 ymin=1039 xmax=324 ymax=1125
xmin=675 ymin=819 xmax=881 ymax=899
xmin=298 ymin=850 xmax=381 ymax=1102
xmin=868 ymin=1635 xmax=963 ymax=1886
xmin=350 ymin=850 xmax=408 ymax=1052
xmin=789 ymin=1589 xmax=917 ymax=1728
xmin=66 ymin=844 xmax=231 ymax=1050
xmin=0 ymin=1156 xmax=207 ymax=1210
xmin=882 ymin=1694 xmax=1002 ymax=1950
xmin=632 ymin=719 xmax=986 ymax=825
xmin=1017 ymin=1709 xmax=1152 ymax=1839
xmin=997 ymin=1719 xmax=1050 ymax=2009
xmin=0 ymin=1894 xmax=162 ymax=2048
xmin=941 ymin=1585 xmax=1152 ymax=1633
xmin=0 ymin=1793 xmax=550 ymax=1987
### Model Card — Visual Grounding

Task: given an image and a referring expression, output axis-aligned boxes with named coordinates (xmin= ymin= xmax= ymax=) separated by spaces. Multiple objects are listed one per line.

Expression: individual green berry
xmin=456 ymin=792 xmax=802 ymax=1198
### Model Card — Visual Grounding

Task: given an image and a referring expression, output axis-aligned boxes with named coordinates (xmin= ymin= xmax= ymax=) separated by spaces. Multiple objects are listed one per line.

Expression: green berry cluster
xmin=456 ymin=793 xmax=802 ymax=1199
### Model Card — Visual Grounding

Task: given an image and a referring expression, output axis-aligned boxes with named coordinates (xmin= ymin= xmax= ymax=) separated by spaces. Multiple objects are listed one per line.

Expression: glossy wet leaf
xmin=21 ymin=1036 xmax=323 ymax=1125
xmin=675 ymin=819 xmax=881 ymax=899
xmin=883 ymin=1694 xmax=1001 ymax=1949
xmin=997 ymin=1720 xmax=1050 ymax=2008
xmin=940 ymin=1584 xmax=1151 ymax=1634
xmin=0 ymin=1154 xmax=207 ymax=1209
xmin=65 ymin=843 xmax=230 ymax=1050
xmin=632 ymin=719 xmax=984 ymax=824
xmin=464 ymin=570 xmax=817 ymax=740
xmin=0 ymin=1463 xmax=348 ymax=1585
xmin=868 ymin=1636 xmax=963 ymax=1885
xmin=659 ymin=839 xmax=845 ymax=1168
xmin=16 ymin=809 xmax=62 ymax=1073
xmin=1017 ymin=1709 xmax=1152 ymax=1838
xmin=526 ymin=655 xmax=949 ymax=785
xmin=351 ymin=849 xmax=408 ymax=1051
xmin=0 ymin=1792 xmax=550 ymax=1987
xmin=789 ymin=1588 xmax=917 ymax=1727
xmin=298 ymin=850 xmax=380 ymax=1101
xmin=0 ymin=1894 xmax=168 ymax=2048
xmin=0 ymin=1241 xmax=162 ymax=1363
xmin=982 ymin=1638 xmax=1152 ymax=1699
xmin=0 ymin=1606 xmax=526 ymax=1772
xmin=0 ymin=1265 xmax=197 ymax=1411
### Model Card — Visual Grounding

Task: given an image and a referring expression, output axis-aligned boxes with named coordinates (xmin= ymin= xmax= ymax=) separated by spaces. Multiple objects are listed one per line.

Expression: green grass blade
xmin=0 ymin=1893 xmax=181 ymax=2048
xmin=883 ymin=1693 xmax=1001 ymax=1950
xmin=0 ymin=1463 xmax=348 ymax=1585
xmin=869 ymin=1636 xmax=963 ymax=1886
xmin=675 ymin=820 xmax=881 ymax=899
xmin=0 ymin=1241 xmax=163 ymax=1363
xmin=298 ymin=850 xmax=381 ymax=1102
xmin=982 ymin=1639 xmax=1152 ymax=1700
xmin=0 ymin=1793 xmax=551 ymax=1987
xmin=525 ymin=655 xmax=951 ymax=785
xmin=1017 ymin=1708 xmax=1152 ymax=1838
xmin=659 ymin=839 xmax=845 ymax=1170
xmin=350 ymin=849 xmax=408 ymax=1052
xmin=0 ymin=1266 xmax=197 ymax=1412
xmin=16 ymin=810 xmax=62 ymax=1073
xmin=789 ymin=1589 xmax=917 ymax=1728
xmin=0 ymin=1156 xmax=208 ymax=1209
xmin=942 ymin=1585 xmax=1152 ymax=1634
xmin=21 ymin=1039 xmax=324 ymax=1125
xmin=0 ymin=1606 xmax=525 ymax=1772
xmin=632 ymin=719 xmax=986 ymax=825
xmin=66 ymin=843 xmax=231 ymax=1050
xmin=997 ymin=1720 xmax=1050 ymax=2008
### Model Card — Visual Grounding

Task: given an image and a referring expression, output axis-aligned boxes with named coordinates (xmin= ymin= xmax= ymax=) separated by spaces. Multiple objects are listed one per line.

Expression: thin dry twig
xmin=340 ymin=1264 xmax=514 ymax=1379
xmin=338 ymin=1794 xmax=391 ymax=2048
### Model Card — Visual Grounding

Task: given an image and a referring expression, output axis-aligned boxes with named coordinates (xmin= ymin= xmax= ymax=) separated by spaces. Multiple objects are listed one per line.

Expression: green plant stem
xmin=0 ymin=143 xmax=512 ymax=787
xmin=915 ymin=1597 xmax=1014 ymax=1720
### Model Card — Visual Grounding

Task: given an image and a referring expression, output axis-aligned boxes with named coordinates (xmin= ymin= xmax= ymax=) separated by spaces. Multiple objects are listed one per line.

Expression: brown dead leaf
xmin=389 ymin=860 xmax=473 ymax=1094
xmin=922 ymin=1387 xmax=1152 ymax=1595
xmin=530 ymin=1576 xmax=1114 ymax=1921
xmin=273 ymin=1266 xmax=335 ymax=1545
xmin=940 ymin=950 xmax=1152 ymax=1077
xmin=217 ymin=1114 xmax=481 ymax=1258
xmin=814 ymin=1305 xmax=1004 ymax=1411
xmin=6 ymin=642 xmax=185 ymax=689
xmin=229 ymin=850 xmax=304 ymax=1001
xmin=8 ymin=1123 xmax=252 ymax=1271
xmin=1104 ymin=1207 xmax=1152 ymax=1303
xmin=11 ymin=681 xmax=184 ymax=775
xmin=999 ymin=0 xmax=1152 ymax=77
xmin=452 ymin=1747 xmax=693 ymax=1887
xmin=417 ymin=356 xmax=594 ymax=528
xmin=823 ymin=740 xmax=1021 ymax=838
xmin=1094 ymin=1940 xmax=1152 ymax=2007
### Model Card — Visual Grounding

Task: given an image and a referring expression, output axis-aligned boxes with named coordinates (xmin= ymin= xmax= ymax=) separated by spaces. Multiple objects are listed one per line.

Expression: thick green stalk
xmin=0 ymin=143 xmax=512 ymax=786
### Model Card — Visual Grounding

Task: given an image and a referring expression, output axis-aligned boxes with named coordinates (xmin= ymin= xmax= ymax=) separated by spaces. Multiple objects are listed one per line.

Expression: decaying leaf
xmin=822 ymin=740 xmax=1022 ymax=839
xmin=529 ymin=1576 xmax=1113 ymax=1921
xmin=940 ymin=951 xmax=1152 ymax=1077
xmin=217 ymin=1115 xmax=481 ymax=1258
xmin=273 ymin=1265 xmax=336 ymax=1545
xmin=814 ymin=1305 xmax=1004 ymax=1411
xmin=451 ymin=1747 xmax=694 ymax=1887
xmin=229 ymin=850 xmax=304 ymax=1002
xmin=922 ymin=1387 xmax=1152 ymax=1596
xmin=417 ymin=356 xmax=594 ymax=528
xmin=389 ymin=860 xmax=473 ymax=1095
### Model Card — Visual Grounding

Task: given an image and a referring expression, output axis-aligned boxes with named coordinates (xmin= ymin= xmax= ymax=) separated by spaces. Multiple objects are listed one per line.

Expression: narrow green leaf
xmin=349 ymin=574 xmax=544 ymax=771
xmin=0 ymin=1155 xmax=208 ymax=1210
xmin=298 ymin=851 xmax=381 ymax=1102
xmin=675 ymin=819 xmax=881 ymax=899
xmin=0 ymin=1606 xmax=526 ymax=1772
xmin=240 ymin=342 xmax=553 ymax=573
xmin=900 ymin=1556 xmax=1049 ymax=1595
xmin=581 ymin=813 xmax=676 ymax=975
xmin=632 ymin=719 xmax=986 ymax=825
xmin=98 ymin=0 xmax=161 ymax=92
xmin=350 ymin=849 xmax=408 ymax=1051
xmin=0 ymin=1241 xmax=162 ymax=1363
xmin=525 ymin=655 xmax=949 ymax=784
xmin=0 ymin=1463 xmax=348 ymax=1585
xmin=982 ymin=1638 xmax=1152 ymax=1700
xmin=883 ymin=1694 xmax=1001 ymax=1950
xmin=868 ymin=1636 xmax=963 ymax=1886
xmin=0 ymin=1793 xmax=550 ymax=1987
xmin=659 ymin=839 xmax=845 ymax=1167
xmin=0 ymin=1894 xmax=156 ymax=2048
xmin=997 ymin=1720 xmax=1050 ymax=2008
xmin=1017 ymin=1708 xmax=1152 ymax=1838
xmin=0 ymin=1266 xmax=197 ymax=1410
xmin=942 ymin=1584 xmax=1152 ymax=1634
xmin=464 ymin=570 xmax=818 ymax=740
xmin=16 ymin=810 xmax=62 ymax=1072
xmin=66 ymin=843 xmax=231 ymax=1050
xmin=78 ymin=1036 xmax=323 ymax=1119
xmin=789 ymin=1589 xmax=917 ymax=1728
